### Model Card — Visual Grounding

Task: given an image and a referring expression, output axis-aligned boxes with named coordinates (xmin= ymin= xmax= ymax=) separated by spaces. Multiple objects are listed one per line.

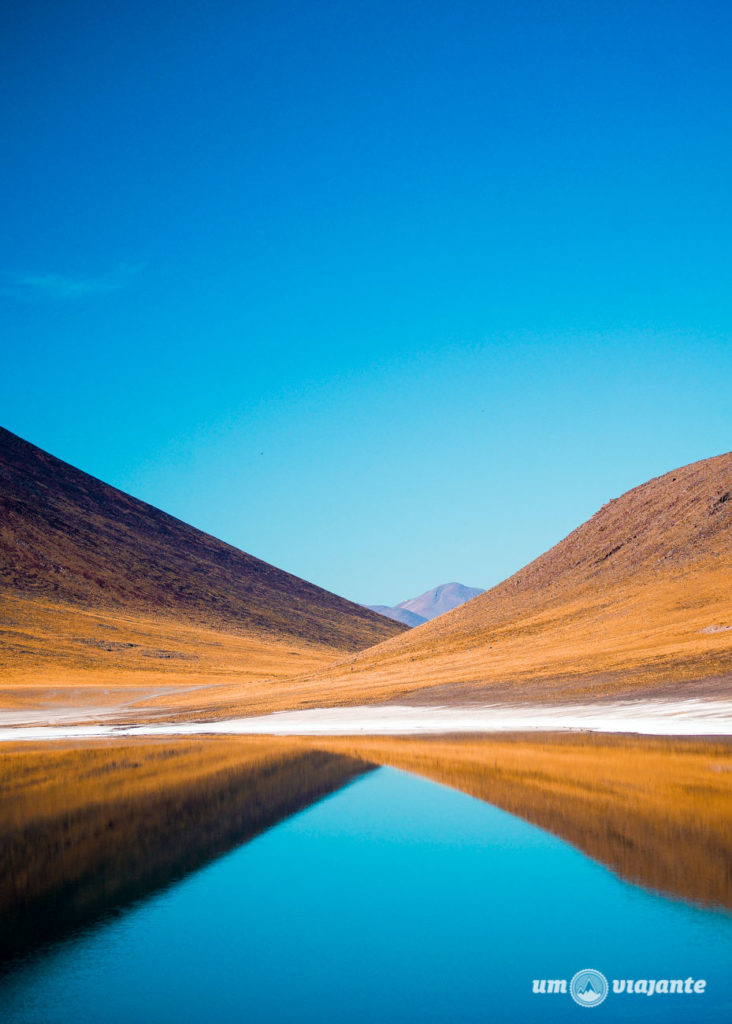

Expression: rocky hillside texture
xmin=0 ymin=427 xmax=404 ymax=709
xmin=293 ymin=453 xmax=732 ymax=706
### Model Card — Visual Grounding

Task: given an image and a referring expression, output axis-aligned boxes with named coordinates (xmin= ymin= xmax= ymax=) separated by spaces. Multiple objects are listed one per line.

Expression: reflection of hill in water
xmin=0 ymin=737 xmax=371 ymax=969
xmin=1 ymin=732 xmax=728 ymax=974
xmin=315 ymin=732 xmax=732 ymax=910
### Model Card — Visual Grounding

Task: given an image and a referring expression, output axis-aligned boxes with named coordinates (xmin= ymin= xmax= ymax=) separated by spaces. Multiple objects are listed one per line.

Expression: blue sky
xmin=2 ymin=0 xmax=731 ymax=605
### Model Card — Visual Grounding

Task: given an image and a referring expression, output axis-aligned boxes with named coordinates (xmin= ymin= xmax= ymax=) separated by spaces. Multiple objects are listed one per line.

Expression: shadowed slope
xmin=0 ymin=427 xmax=403 ymax=707
xmin=277 ymin=453 xmax=732 ymax=707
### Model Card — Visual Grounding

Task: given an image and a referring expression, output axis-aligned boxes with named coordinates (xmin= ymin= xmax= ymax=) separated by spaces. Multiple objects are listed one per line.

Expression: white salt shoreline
xmin=0 ymin=698 xmax=730 ymax=741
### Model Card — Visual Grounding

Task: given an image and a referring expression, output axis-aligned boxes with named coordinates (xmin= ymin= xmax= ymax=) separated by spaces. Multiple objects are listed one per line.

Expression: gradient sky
xmin=2 ymin=0 xmax=731 ymax=605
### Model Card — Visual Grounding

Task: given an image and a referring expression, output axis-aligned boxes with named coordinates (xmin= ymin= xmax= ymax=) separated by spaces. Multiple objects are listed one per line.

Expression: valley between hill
xmin=1 ymin=428 xmax=730 ymax=721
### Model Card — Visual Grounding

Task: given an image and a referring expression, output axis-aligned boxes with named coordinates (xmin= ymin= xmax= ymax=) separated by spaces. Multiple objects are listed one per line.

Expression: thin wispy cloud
xmin=3 ymin=264 xmax=144 ymax=301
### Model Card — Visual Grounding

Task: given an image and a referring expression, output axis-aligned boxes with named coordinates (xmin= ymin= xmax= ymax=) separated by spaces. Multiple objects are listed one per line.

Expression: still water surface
xmin=1 ymin=767 xmax=730 ymax=1023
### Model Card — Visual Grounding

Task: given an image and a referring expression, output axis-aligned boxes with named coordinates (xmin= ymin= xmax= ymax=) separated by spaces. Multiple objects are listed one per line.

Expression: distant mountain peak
xmin=369 ymin=582 xmax=484 ymax=627
xmin=367 ymin=605 xmax=428 ymax=628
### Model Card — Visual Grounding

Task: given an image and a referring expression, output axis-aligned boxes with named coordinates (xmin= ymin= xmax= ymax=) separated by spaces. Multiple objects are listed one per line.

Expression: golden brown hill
xmin=0 ymin=427 xmax=403 ymax=711
xmin=250 ymin=453 xmax=732 ymax=711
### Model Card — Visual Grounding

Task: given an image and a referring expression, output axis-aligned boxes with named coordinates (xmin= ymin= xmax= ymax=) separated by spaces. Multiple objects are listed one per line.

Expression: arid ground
xmin=1 ymin=427 xmax=730 ymax=722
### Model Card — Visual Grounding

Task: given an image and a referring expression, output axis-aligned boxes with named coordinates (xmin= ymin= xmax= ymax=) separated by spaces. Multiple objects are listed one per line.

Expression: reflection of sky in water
xmin=1 ymin=768 xmax=730 ymax=1023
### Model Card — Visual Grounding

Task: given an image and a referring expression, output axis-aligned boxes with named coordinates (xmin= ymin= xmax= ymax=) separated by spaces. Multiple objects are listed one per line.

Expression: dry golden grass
xmin=0 ymin=426 xmax=403 ymax=715
xmin=311 ymin=732 xmax=732 ymax=908
xmin=0 ymin=592 xmax=344 ymax=714
xmin=1 ymin=429 xmax=730 ymax=719
xmin=257 ymin=452 xmax=732 ymax=711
